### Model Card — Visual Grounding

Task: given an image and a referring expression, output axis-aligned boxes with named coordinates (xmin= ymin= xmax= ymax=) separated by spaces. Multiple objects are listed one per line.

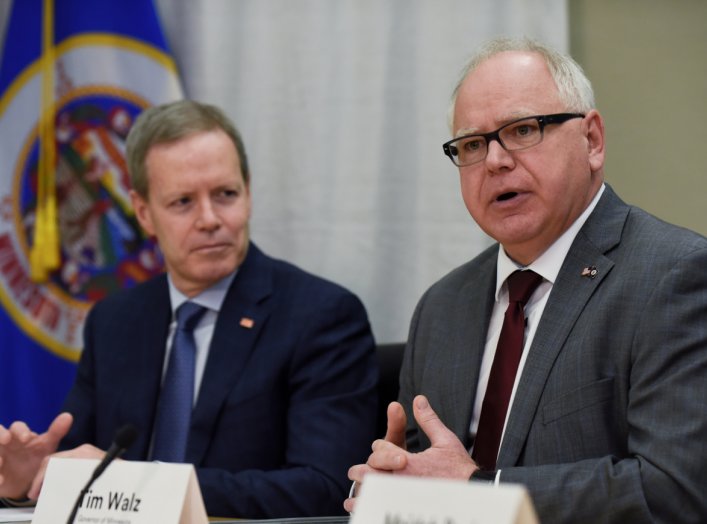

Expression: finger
xmin=412 ymin=395 xmax=458 ymax=447
xmin=343 ymin=496 xmax=356 ymax=513
xmin=8 ymin=421 xmax=33 ymax=443
xmin=347 ymin=463 xmax=370 ymax=483
xmin=44 ymin=413 xmax=73 ymax=447
xmin=383 ymin=402 xmax=407 ymax=448
xmin=367 ymin=440 xmax=407 ymax=471
xmin=348 ymin=462 xmax=388 ymax=484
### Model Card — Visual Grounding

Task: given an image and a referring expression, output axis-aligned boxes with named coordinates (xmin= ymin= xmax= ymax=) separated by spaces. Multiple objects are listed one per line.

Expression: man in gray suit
xmin=347 ymin=37 xmax=707 ymax=523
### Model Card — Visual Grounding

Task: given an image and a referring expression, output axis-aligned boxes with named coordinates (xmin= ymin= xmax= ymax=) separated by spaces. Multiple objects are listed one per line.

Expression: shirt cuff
xmin=469 ymin=469 xmax=497 ymax=483
xmin=0 ymin=497 xmax=36 ymax=508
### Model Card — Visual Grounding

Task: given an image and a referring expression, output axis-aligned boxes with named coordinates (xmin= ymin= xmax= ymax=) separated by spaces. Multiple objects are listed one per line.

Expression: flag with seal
xmin=0 ymin=0 xmax=182 ymax=430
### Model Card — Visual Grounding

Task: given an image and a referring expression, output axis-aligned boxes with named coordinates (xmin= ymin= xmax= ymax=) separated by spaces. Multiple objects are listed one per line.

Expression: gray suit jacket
xmin=400 ymin=185 xmax=707 ymax=523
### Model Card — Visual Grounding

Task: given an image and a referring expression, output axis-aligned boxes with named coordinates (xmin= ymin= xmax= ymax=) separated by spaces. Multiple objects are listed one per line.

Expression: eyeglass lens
xmin=451 ymin=117 xmax=543 ymax=166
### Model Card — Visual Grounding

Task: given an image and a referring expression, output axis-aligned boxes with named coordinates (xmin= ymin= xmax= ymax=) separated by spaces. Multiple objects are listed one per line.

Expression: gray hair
xmin=126 ymin=99 xmax=250 ymax=198
xmin=448 ymin=37 xmax=595 ymax=130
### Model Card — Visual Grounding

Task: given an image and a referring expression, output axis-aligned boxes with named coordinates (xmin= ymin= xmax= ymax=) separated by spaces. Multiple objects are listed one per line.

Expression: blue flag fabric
xmin=0 ymin=0 xmax=182 ymax=430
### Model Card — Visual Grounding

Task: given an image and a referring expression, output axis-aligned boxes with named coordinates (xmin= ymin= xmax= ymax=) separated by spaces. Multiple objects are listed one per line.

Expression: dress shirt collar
xmin=167 ymin=271 xmax=237 ymax=316
xmin=495 ymin=183 xmax=605 ymax=300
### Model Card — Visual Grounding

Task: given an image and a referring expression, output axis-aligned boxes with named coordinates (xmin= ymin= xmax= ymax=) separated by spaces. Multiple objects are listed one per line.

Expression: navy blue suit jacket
xmin=60 ymin=243 xmax=378 ymax=518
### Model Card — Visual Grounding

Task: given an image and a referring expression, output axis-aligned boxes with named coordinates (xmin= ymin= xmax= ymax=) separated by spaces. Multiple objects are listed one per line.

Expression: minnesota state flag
xmin=0 ymin=0 xmax=182 ymax=430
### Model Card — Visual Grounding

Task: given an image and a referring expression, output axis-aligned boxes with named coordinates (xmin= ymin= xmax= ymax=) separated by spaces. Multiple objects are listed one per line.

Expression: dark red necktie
xmin=472 ymin=269 xmax=543 ymax=470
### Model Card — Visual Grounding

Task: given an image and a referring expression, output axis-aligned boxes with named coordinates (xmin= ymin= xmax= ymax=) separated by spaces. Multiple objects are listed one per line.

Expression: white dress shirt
xmin=469 ymin=184 xmax=605 ymax=472
xmin=165 ymin=271 xmax=236 ymax=405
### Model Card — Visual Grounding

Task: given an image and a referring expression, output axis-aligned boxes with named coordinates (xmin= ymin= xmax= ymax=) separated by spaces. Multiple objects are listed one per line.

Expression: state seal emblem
xmin=0 ymin=32 xmax=182 ymax=361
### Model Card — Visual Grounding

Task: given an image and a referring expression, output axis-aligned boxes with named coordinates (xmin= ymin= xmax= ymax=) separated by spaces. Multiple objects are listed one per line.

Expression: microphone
xmin=66 ymin=424 xmax=138 ymax=524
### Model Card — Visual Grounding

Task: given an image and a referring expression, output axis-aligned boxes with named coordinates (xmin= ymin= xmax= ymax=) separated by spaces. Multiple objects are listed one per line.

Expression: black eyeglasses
xmin=442 ymin=113 xmax=585 ymax=167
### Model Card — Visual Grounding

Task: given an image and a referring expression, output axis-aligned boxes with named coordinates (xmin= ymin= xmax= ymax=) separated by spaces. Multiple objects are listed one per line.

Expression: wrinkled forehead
xmin=453 ymin=52 xmax=563 ymax=133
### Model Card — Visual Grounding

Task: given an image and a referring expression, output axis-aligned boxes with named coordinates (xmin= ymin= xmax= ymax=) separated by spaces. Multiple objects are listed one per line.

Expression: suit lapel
xmin=187 ymin=244 xmax=272 ymax=464
xmin=119 ymin=276 xmax=171 ymax=459
xmin=497 ymin=186 xmax=628 ymax=467
xmin=439 ymin=254 xmax=497 ymax=445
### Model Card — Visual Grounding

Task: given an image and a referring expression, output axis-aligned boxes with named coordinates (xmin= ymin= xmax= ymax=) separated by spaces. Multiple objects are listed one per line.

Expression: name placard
xmin=33 ymin=458 xmax=208 ymax=524
xmin=350 ymin=474 xmax=538 ymax=524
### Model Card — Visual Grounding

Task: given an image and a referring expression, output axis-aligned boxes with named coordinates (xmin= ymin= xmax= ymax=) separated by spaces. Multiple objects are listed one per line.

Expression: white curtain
xmin=0 ymin=1 xmax=568 ymax=343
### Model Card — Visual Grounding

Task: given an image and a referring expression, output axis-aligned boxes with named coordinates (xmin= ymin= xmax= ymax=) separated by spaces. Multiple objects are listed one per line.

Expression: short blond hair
xmin=126 ymin=100 xmax=250 ymax=198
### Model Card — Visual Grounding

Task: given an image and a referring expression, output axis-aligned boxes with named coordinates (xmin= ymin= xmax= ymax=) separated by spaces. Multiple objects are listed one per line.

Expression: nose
xmin=195 ymin=199 xmax=221 ymax=231
xmin=484 ymin=138 xmax=515 ymax=173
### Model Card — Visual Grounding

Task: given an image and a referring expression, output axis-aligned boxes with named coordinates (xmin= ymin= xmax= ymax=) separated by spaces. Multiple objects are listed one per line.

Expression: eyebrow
xmin=454 ymin=126 xmax=480 ymax=137
xmin=454 ymin=110 xmax=537 ymax=138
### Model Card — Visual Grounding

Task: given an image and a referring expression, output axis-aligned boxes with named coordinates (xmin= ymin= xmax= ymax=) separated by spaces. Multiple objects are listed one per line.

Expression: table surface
xmin=0 ymin=508 xmax=350 ymax=524
xmin=212 ymin=517 xmax=349 ymax=523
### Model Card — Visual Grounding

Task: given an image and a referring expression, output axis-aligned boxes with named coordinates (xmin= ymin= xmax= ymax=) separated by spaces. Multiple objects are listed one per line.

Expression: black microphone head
xmin=114 ymin=423 xmax=138 ymax=449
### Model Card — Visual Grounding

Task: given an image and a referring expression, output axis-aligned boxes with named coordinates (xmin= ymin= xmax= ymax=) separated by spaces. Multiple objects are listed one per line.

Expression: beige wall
xmin=570 ymin=0 xmax=707 ymax=236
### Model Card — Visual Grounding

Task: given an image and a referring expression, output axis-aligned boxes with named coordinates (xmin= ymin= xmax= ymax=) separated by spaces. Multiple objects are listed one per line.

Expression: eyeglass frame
xmin=442 ymin=112 xmax=586 ymax=167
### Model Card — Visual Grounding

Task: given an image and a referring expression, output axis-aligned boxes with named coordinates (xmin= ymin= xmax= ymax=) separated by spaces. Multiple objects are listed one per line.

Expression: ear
xmin=243 ymin=178 xmax=253 ymax=219
xmin=130 ymin=189 xmax=155 ymax=237
xmin=584 ymin=109 xmax=606 ymax=173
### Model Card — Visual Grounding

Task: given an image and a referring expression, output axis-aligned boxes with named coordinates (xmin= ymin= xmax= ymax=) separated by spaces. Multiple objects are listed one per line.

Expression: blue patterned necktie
xmin=151 ymin=301 xmax=207 ymax=462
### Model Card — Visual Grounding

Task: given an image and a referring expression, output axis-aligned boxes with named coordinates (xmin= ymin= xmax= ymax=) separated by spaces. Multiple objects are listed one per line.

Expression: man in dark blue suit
xmin=0 ymin=100 xmax=378 ymax=518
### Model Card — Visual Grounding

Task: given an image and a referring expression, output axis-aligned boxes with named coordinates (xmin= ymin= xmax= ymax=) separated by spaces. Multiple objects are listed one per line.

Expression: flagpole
xmin=31 ymin=0 xmax=59 ymax=282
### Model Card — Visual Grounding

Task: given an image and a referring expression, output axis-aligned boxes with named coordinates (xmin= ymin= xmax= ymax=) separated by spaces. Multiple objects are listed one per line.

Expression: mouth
xmin=496 ymin=191 xmax=519 ymax=202
xmin=193 ymin=243 xmax=230 ymax=253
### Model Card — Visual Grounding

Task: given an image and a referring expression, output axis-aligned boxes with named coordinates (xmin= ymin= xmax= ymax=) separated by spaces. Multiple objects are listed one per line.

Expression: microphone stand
xmin=65 ymin=424 xmax=138 ymax=524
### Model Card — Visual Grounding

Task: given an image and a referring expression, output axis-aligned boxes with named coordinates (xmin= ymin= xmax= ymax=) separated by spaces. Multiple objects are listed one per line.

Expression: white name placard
xmin=351 ymin=474 xmax=538 ymax=524
xmin=33 ymin=458 xmax=208 ymax=524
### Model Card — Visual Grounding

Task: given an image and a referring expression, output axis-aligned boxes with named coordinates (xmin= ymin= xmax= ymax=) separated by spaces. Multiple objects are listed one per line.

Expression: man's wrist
xmin=469 ymin=468 xmax=497 ymax=483
xmin=0 ymin=496 xmax=35 ymax=508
